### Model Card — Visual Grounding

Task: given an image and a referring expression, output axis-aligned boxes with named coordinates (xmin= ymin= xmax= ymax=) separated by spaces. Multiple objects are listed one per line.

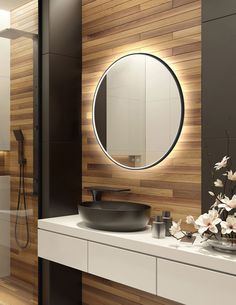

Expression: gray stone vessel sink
xmin=78 ymin=201 xmax=151 ymax=232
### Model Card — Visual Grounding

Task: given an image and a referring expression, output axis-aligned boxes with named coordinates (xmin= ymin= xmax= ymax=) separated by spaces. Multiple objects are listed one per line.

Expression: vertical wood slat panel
xmin=82 ymin=0 xmax=201 ymax=304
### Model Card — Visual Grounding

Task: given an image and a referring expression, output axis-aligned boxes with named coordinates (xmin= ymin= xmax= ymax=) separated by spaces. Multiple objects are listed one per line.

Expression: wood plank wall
xmin=0 ymin=153 xmax=7 ymax=175
xmin=83 ymin=273 xmax=180 ymax=305
xmin=4 ymin=0 xmax=38 ymax=300
xmin=82 ymin=0 xmax=201 ymax=304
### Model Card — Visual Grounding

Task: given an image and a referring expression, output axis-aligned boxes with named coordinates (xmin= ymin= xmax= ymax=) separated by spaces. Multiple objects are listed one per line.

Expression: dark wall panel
xmin=41 ymin=260 xmax=82 ymax=305
xmin=202 ymin=15 xmax=236 ymax=138
xmin=202 ymin=4 xmax=236 ymax=212
xmin=50 ymin=54 xmax=81 ymax=142
xmin=40 ymin=0 xmax=82 ymax=304
xmin=203 ymin=0 xmax=236 ymax=22
xmin=41 ymin=0 xmax=82 ymax=218
xmin=42 ymin=0 xmax=82 ymax=57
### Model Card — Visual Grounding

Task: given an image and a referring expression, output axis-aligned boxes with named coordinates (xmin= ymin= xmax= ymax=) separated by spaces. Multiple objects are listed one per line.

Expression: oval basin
xmin=78 ymin=201 xmax=151 ymax=232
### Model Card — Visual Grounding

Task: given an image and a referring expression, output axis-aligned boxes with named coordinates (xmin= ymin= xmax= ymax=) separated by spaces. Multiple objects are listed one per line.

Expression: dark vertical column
xmin=202 ymin=1 xmax=236 ymax=212
xmin=39 ymin=0 xmax=82 ymax=304
xmin=41 ymin=0 xmax=82 ymax=218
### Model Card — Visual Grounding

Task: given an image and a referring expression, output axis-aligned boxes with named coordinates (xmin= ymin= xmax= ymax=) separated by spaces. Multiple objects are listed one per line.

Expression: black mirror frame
xmin=92 ymin=52 xmax=185 ymax=170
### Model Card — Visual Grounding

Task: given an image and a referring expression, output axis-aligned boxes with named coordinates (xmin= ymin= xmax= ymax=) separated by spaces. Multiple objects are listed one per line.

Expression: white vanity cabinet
xmin=88 ymin=241 xmax=156 ymax=294
xmin=38 ymin=230 xmax=88 ymax=272
xmin=157 ymin=258 xmax=236 ymax=305
xmin=38 ymin=215 xmax=236 ymax=305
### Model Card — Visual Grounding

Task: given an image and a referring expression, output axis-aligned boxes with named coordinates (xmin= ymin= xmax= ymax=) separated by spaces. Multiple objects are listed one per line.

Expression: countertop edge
xmin=38 ymin=215 xmax=236 ymax=276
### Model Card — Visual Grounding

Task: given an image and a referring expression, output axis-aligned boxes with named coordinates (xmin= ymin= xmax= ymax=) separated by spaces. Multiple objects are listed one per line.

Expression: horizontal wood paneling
xmin=0 ymin=277 xmax=37 ymax=305
xmin=0 ymin=153 xmax=8 ymax=175
xmin=82 ymin=0 xmax=201 ymax=304
xmin=83 ymin=273 xmax=181 ymax=305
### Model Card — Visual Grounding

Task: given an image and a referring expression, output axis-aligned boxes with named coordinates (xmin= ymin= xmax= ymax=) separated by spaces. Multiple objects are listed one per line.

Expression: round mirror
xmin=93 ymin=53 xmax=184 ymax=170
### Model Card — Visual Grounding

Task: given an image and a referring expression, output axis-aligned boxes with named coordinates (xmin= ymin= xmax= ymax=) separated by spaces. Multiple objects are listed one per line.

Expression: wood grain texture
xmin=0 ymin=277 xmax=37 ymax=305
xmin=0 ymin=0 xmax=38 ymax=301
xmin=82 ymin=273 xmax=181 ymax=305
xmin=0 ymin=153 xmax=8 ymax=175
xmin=82 ymin=0 xmax=201 ymax=304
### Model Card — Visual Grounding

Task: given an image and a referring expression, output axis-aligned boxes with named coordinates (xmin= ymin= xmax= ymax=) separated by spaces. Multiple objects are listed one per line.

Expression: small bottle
xmin=162 ymin=211 xmax=172 ymax=236
xmin=152 ymin=215 xmax=165 ymax=239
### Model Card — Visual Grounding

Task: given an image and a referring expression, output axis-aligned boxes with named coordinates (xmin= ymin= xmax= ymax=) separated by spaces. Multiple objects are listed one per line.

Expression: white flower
xmin=214 ymin=179 xmax=223 ymax=187
xmin=220 ymin=216 xmax=236 ymax=234
xmin=208 ymin=191 xmax=215 ymax=197
xmin=214 ymin=156 xmax=230 ymax=170
xmin=218 ymin=195 xmax=236 ymax=211
xmin=186 ymin=215 xmax=199 ymax=230
xmin=226 ymin=170 xmax=236 ymax=181
xmin=169 ymin=220 xmax=182 ymax=236
xmin=195 ymin=210 xmax=221 ymax=235
xmin=186 ymin=215 xmax=195 ymax=225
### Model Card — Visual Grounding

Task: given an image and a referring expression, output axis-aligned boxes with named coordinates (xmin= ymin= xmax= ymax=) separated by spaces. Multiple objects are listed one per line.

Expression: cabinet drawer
xmin=38 ymin=229 xmax=87 ymax=271
xmin=88 ymin=242 xmax=156 ymax=294
xmin=157 ymin=258 xmax=236 ymax=305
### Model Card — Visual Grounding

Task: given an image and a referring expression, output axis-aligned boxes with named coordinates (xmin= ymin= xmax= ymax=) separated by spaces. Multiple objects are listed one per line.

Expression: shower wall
xmin=0 ymin=5 xmax=10 ymax=285
xmin=2 ymin=0 xmax=39 ymax=298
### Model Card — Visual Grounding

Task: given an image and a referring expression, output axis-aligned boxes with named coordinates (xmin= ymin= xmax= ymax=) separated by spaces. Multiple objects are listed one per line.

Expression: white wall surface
xmin=0 ymin=9 xmax=10 ymax=151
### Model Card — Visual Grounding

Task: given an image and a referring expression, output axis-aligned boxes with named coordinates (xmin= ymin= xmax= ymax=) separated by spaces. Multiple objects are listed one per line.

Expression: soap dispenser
xmin=162 ymin=211 xmax=172 ymax=236
xmin=152 ymin=215 xmax=165 ymax=239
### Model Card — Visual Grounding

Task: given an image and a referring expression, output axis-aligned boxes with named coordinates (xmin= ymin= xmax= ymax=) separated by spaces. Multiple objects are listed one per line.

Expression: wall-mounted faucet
xmin=84 ymin=186 xmax=130 ymax=201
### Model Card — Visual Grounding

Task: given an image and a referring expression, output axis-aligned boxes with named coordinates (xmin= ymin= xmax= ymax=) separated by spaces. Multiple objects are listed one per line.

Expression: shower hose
xmin=15 ymin=159 xmax=30 ymax=249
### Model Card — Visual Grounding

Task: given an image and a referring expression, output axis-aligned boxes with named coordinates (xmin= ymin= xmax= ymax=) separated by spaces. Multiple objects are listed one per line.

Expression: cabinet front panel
xmin=88 ymin=241 xmax=156 ymax=294
xmin=157 ymin=258 xmax=236 ymax=305
xmin=38 ymin=229 xmax=87 ymax=271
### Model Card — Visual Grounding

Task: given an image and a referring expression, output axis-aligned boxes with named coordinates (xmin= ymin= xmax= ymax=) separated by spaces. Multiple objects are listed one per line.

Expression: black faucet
xmin=84 ymin=186 xmax=130 ymax=201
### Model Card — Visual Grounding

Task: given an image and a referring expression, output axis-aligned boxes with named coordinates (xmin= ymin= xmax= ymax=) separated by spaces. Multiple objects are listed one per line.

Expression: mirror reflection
xmin=93 ymin=53 xmax=184 ymax=169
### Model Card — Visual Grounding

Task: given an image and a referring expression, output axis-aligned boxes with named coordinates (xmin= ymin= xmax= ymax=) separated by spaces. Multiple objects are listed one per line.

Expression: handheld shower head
xmin=13 ymin=129 xmax=29 ymax=249
xmin=13 ymin=129 xmax=24 ymax=142
xmin=13 ymin=129 xmax=26 ymax=165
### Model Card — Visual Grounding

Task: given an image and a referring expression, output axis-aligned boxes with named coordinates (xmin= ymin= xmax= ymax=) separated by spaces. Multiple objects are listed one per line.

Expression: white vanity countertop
xmin=38 ymin=215 xmax=236 ymax=276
